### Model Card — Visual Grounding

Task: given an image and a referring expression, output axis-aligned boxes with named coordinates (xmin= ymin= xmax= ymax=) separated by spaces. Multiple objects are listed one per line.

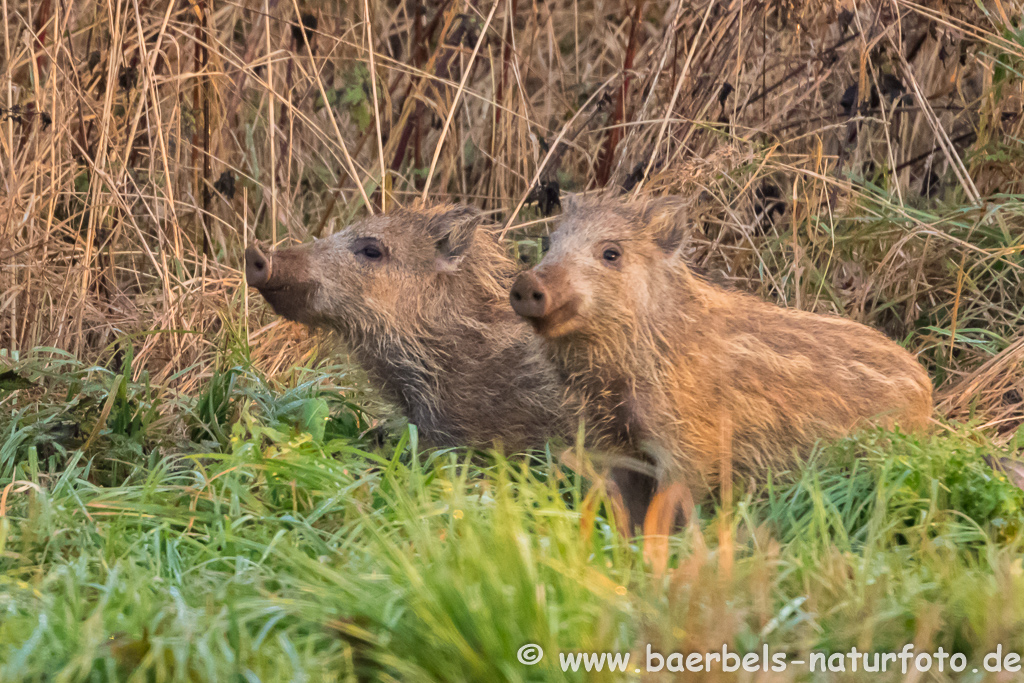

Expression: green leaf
xmin=350 ymin=101 xmax=371 ymax=132
xmin=1010 ymin=422 xmax=1024 ymax=451
xmin=299 ymin=398 xmax=330 ymax=442
xmin=314 ymin=88 xmax=339 ymax=110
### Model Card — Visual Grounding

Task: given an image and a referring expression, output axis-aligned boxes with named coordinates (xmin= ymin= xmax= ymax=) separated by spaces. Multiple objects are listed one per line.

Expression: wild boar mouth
xmin=528 ymin=299 xmax=581 ymax=338
xmin=252 ymin=281 xmax=319 ymax=323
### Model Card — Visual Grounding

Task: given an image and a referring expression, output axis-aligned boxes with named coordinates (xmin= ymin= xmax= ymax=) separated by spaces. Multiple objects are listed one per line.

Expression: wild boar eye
xmin=359 ymin=245 xmax=383 ymax=260
xmin=352 ymin=238 xmax=386 ymax=263
xmin=602 ymin=247 xmax=621 ymax=264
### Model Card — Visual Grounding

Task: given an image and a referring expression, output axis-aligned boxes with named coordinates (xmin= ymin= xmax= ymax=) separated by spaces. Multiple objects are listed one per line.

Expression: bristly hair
xmin=534 ymin=196 xmax=933 ymax=498
xmin=314 ymin=205 xmax=569 ymax=452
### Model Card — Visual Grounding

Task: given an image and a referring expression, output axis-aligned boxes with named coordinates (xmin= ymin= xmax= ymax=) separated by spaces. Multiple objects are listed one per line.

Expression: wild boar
xmin=510 ymin=195 xmax=933 ymax=520
xmin=245 ymin=205 xmax=567 ymax=453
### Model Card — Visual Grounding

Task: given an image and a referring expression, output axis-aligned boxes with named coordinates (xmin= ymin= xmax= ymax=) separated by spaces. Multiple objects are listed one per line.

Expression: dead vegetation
xmin=2 ymin=0 xmax=1024 ymax=431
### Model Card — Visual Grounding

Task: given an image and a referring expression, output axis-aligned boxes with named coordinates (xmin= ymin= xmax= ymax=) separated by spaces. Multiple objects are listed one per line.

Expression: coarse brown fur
xmin=511 ymin=196 xmax=933 ymax=517
xmin=245 ymin=205 xmax=567 ymax=452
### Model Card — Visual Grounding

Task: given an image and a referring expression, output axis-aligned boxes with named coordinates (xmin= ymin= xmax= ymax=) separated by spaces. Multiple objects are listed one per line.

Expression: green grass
xmin=3 ymin=349 xmax=1024 ymax=682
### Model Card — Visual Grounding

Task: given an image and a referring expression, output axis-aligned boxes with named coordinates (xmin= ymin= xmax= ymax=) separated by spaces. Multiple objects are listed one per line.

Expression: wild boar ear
xmin=426 ymin=205 xmax=484 ymax=271
xmin=641 ymin=197 xmax=689 ymax=256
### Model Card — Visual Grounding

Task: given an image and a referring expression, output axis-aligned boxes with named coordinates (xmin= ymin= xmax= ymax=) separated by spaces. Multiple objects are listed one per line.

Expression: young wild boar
xmin=245 ymin=205 xmax=567 ymax=452
xmin=510 ymin=196 xmax=933 ymax=521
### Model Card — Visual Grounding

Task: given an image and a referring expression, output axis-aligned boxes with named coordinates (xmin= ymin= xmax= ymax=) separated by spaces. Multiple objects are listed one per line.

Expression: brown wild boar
xmin=510 ymin=196 xmax=933 ymax=521
xmin=245 ymin=205 xmax=567 ymax=452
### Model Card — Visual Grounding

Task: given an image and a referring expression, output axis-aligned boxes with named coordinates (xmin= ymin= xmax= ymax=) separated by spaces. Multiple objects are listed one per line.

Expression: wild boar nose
xmin=510 ymin=271 xmax=550 ymax=319
xmin=245 ymin=245 xmax=272 ymax=288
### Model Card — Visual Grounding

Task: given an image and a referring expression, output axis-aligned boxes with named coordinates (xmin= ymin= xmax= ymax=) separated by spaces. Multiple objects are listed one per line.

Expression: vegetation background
xmin=4 ymin=0 xmax=1024 ymax=680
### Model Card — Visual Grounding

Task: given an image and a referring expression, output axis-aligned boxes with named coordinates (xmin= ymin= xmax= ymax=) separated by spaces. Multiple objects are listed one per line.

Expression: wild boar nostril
xmin=511 ymin=291 xmax=522 ymax=301
xmin=532 ymin=292 xmax=544 ymax=302
xmin=244 ymin=245 xmax=273 ymax=287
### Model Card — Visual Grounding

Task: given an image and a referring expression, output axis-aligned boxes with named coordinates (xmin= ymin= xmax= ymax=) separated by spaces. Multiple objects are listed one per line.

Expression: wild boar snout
xmin=510 ymin=270 xmax=551 ymax=319
xmin=510 ymin=266 xmax=581 ymax=338
xmin=245 ymin=244 xmax=272 ymax=287
xmin=244 ymin=243 xmax=318 ymax=323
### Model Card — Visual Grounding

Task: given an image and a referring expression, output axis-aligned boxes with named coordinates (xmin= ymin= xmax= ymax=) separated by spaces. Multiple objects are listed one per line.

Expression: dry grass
xmin=2 ymin=0 xmax=1024 ymax=426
